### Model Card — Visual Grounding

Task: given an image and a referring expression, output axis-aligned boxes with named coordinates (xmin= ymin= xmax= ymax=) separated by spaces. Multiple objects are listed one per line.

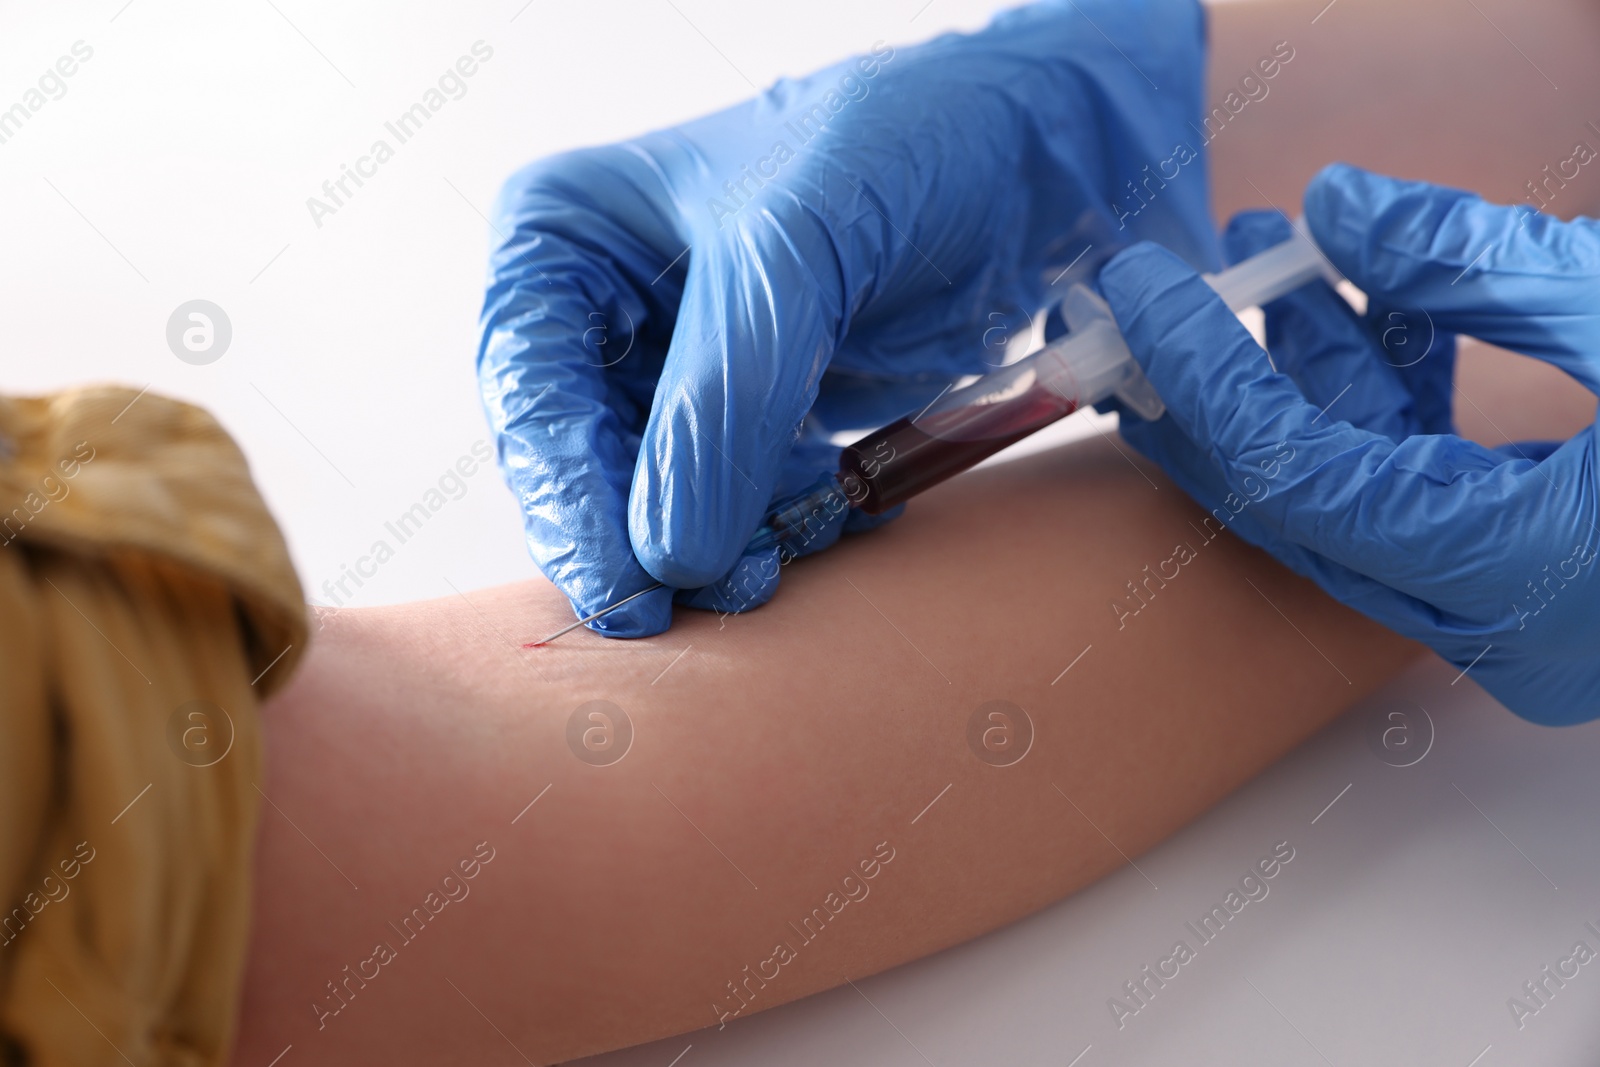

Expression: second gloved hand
xmin=1102 ymin=164 xmax=1600 ymax=725
xmin=477 ymin=0 xmax=1220 ymax=637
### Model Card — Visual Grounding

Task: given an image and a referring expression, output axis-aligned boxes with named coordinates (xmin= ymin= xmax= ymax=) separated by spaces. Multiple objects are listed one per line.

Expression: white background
xmin=4 ymin=3 xmax=1599 ymax=1065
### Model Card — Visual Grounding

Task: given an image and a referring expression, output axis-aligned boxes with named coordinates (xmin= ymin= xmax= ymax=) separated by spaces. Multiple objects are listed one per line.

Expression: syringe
xmin=531 ymin=225 xmax=1337 ymax=644
xmin=834 ymin=222 xmax=1339 ymax=517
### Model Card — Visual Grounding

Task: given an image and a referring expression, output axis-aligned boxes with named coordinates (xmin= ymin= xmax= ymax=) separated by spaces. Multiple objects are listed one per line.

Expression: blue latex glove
xmin=478 ymin=0 xmax=1218 ymax=636
xmin=1102 ymin=163 xmax=1600 ymax=725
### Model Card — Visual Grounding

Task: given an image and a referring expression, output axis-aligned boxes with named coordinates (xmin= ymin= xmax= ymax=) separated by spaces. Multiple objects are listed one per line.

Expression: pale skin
xmin=230 ymin=352 xmax=1589 ymax=1066
xmin=234 ymin=436 xmax=1418 ymax=1066
xmin=231 ymin=2 xmax=1600 ymax=1062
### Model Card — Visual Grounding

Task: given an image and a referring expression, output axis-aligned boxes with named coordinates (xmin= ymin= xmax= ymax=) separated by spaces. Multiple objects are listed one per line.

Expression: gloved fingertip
xmin=1098 ymin=242 xmax=1192 ymax=307
xmin=1303 ymin=162 xmax=1361 ymax=245
xmin=584 ymin=585 xmax=675 ymax=638
xmin=1100 ymin=239 xmax=1288 ymax=459
xmin=632 ymin=512 xmax=749 ymax=590
xmin=1303 ymin=162 xmax=1366 ymax=223
xmin=674 ymin=548 xmax=782 ymax=615
xmin=630 ymin=422 xmax=772 ymax=590
xmin=1100 ymin=242 xmax=1232 ymax=349
xmin=1305 ymin=160 xmax=1446 ymax=281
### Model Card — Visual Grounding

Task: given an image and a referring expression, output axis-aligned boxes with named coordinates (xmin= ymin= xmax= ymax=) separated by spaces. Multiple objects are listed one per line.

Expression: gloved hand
xmin=1101 ymin=162 xmax=1600 ymax=725
xmin=478 ymin=0 xmax=1218 ymax=636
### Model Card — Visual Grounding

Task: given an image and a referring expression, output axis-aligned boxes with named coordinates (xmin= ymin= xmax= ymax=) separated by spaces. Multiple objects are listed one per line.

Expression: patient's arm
xmin=231 ymin=432 xmax=1419 ymax=1066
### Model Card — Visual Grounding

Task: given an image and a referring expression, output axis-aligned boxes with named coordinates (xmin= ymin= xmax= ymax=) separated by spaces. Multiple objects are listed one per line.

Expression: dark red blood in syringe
xmin=839 ymin=383 xmax=1077 ymax=515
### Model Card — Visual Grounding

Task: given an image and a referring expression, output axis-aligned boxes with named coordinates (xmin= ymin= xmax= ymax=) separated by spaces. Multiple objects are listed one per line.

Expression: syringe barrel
xmin=837 ymin=356 xmax=1078 ymax=514
xmin=834 ymin=305 xmax=1137 ymax=515
xmin=834 ymin=227 xmax=1334 ymax=517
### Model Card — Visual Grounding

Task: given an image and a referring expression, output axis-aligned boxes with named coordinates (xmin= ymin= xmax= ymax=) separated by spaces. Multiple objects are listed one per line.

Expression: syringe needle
xmin=524 ymin=581 xmax=666 ymax=648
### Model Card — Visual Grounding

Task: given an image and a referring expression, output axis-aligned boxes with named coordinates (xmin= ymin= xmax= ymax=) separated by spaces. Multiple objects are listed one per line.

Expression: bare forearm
xmin=233 ymin=436 xmax=1415 ymax=1064
xmin=1206 ymin=0 xmax=1600 ymax=220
